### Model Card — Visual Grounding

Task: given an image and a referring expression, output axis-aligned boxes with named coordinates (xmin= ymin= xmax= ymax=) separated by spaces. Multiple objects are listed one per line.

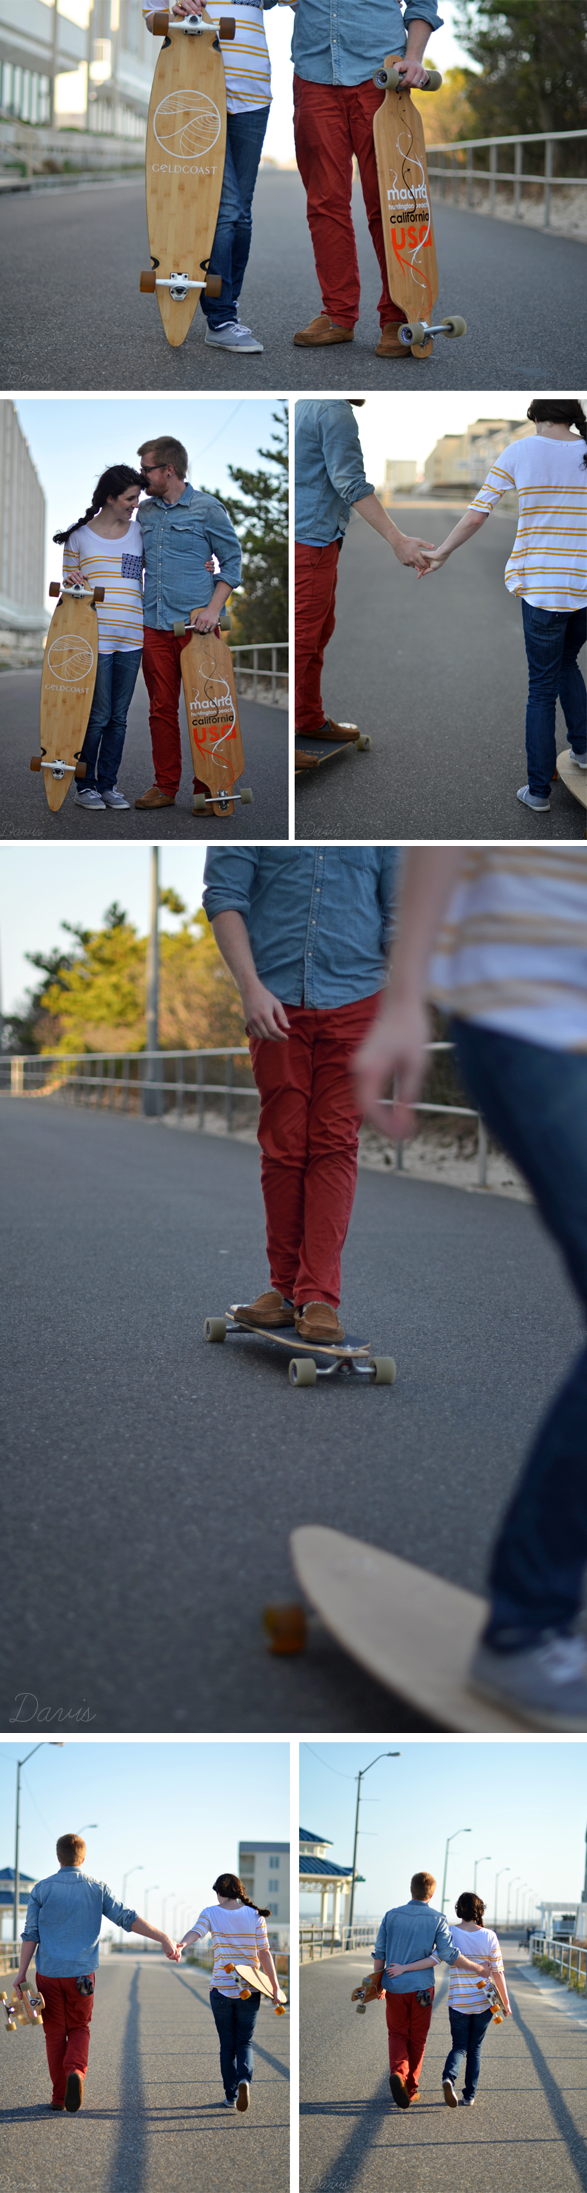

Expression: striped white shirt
xmin=143 ymin=5 xmax=271 ymax=112
xmin=62 ymin=524 xmax=144 ymax=654
xmin=468 ymin=435 xmax=587 ymax=610
xmin=446 ymin=1925 xmax=507 ymax=2015
xmin=188 ymin=1903 xmax=269 ymax=1997
xmin=428 ymin=849 xmax=587 ymax=1053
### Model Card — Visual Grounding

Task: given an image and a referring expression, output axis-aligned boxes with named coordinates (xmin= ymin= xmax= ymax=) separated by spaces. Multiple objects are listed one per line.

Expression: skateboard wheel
xmin=140 ymin=269 xmax=157 ymax=293
xmin=205 ymin=274 xmax=223 ymax=298
xmin=151 ymin=9 xmax=169 ymax=32
xmin=369 ymin=1357 xmax=397 ymax=1385
xmin=74 ymin=762 xmax=87 ymax=780
xmin=49 ymin=581 xmax=61 ymax=598
xmin=275 ymin=2004 xmax=286 ymax=2015
xmin=219 ymin=16 xmax=236 ymax=37
xmin=441 ymin=315 xmax=466 ymax=338
xmin=263 ymin=1602 xmax=308 ymax=1654
xmin=30 ymin=756 xmax=42 ymax=771
xmin=404 ymin=320 xmax=426 ymax=346
xmin=173 ymin=619 xmax=186 ymax=637
xmin=240 ymin=787 xmax=253 ymax=804
xmin=204 ymin=1316 xmax=227 ymax=1342
xmin=289 ymin=1357 xmax=317 ymax=1386
xmin=193 ymin=794 xmax=207 ymax=814
xmin=356 ymin=736 xmax=371 ymax=752
xmin=93 ymin=587 xmax=105 ymax=603
xmin=356 ymin=2002 xmax=367 ymax=2013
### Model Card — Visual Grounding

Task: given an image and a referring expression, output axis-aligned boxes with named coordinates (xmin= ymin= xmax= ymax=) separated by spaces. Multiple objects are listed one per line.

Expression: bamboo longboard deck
xmin=373 ymin=54 xmax=438 ymax=331
xmin=556 ymin=748 xmax=587 ymax=827
xmin=295 ymin=730 xmax=369 ymax=773
xmin=290 ymin=1526 xmax=533 ymax=1730
xmin=225 ymin=1963 xmax=287 ymax=2008
xmin=143 ymin=9 xmax=231 ymax=347
xmin=178 ymin=615 xmax=245 ymax=814
xmin=36 ymin=587 xmax=101 ymax=811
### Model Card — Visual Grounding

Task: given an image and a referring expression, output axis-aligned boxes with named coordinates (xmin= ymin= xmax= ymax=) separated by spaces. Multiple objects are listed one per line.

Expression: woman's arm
xmin=259 ymin=1942 xmax=282 ymax=2002
xmin=419 ymin=508 xmax=488 ymax=577
xmin=353 ymin=848 xmax=464 ymax=1136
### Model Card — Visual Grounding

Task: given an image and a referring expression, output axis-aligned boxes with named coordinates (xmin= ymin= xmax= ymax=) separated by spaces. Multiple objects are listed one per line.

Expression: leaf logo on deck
xmin=154 ymin=89 xmax=221 ymax=159
xmin=48 ymin=636 xmax=95 ymax=683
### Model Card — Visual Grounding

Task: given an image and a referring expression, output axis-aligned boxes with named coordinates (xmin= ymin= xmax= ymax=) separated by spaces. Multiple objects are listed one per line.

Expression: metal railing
xmin=300 ymin=1923 xmax=376 ymax=1963
xmin=229 ymin=641 xmax=288 ymax=706
xmin=426 ymin=127 xmax=587 ymax=226
xmin=530 ymin=1932 xmax=587 ymax=1991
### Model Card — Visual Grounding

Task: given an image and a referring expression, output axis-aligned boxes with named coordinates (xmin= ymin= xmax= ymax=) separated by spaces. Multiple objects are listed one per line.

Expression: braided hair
xmin=54 ymin=464 xmax=144 ymax=545
xmin=213 ymin=1871 xmax=271 ymax=1919
xmin=527 ymin=397 xmax=587 ymax=467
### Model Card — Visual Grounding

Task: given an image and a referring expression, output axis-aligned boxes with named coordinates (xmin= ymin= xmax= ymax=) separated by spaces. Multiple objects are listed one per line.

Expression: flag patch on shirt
xmin=121 ymin=554 xmax=143 ymax=581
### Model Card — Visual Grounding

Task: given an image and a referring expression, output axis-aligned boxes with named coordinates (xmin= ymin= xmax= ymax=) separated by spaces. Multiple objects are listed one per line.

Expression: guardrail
xmin=530 ymin=1931 xmax=587 ymax=1991
xmin=229 ymin=641 xmax=288 ymax=706
xmin=300 ymin=1924 xmax=376 ymax=1962
xmin=426 ymin=126 xmax=587 ymax=227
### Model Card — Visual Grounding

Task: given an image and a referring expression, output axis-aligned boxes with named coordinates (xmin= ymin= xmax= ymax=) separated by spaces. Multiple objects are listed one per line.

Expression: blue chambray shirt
xmin=291 ymin=0 xmax=443 ymax=87
xmin=202 ymin=847 xmax=398 ymax=1006
xmin=22 ymin=1869 xmax=137 ymax=1977
xmin=296 ymin=401 xmax=374 ymax=546
xmin=373 ymin=1900 xmax=459 ymax=1994
xmin=138 ymin=483 xmax=242 ymax=632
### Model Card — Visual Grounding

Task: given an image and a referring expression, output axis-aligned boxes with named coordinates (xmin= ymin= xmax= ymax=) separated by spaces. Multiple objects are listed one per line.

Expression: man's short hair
xmin=137 ymin=436 xmax=188 ymax=479
xmin=410 ymin=1871 xmax=436 ymax=1901
xmin=56 ymin=1833 xmax=86 ymax=1868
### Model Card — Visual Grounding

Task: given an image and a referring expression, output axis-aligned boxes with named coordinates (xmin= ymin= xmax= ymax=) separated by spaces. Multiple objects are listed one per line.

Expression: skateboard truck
xmin=373 ymin=62 xmax=442 ymax=90
xmin=193 ymin=787 xmax=252 ymax=812
xmin=397 ymin=315 xmax=466 ymax=348
xmin=49 ymin=581 xmax=105 ymax=604
xmin=140 ymin=269 xmax=223 ymax=301
xmin=150 ymin=10 xmax=235 ymax=35
xmin=30 ymin=757 xmax=86 ymax=781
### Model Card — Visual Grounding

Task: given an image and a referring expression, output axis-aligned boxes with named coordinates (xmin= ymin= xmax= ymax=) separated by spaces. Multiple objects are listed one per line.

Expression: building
xmin=0 ymin=400 xmax=49 ymax=663
xmin=238 ymin=1839 xmax=290 ymax=1950
xmin=299 ymin=1826 xmax=364 ymax=1930
xmin=377 ymin=457 xmax=419 ymax=506
xmin=423 ymin=416 xmax=533 ymax=497
xmin=0 ymin=0 xmax=151 ymax=137
xmin=0 ymin=1866 xmax=37 ymax=1940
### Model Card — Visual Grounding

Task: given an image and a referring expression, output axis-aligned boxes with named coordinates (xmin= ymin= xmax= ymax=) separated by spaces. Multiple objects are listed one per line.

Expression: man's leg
xmin=295 ymin=993 xmax=382 ymax=1309
xmin=61 ymin=1975 xmax=94 ymax=2107
xmin=37 ymin=1972 xmax=68 ymax=2108
xmin=140 ymin=629 xmax=207 ymax=800
xmin=295 ymin=541 xmax=340 ymax=735
xmin=405 ymin=1992 xmax=433 ymax=2097
xmin=558 ymin=606 xmax=587 ymax=755
xmin=348 ymin=82 xmax=408 ymax=329
xmin=248 ymin=1012 xmax=314 ymax=1299
xmin=521 ymin=603 xmax=569 ymax=799
xmin=293 ymin=77 xmax=358 ymax=330
xmin=385 ymin=1991 xmax=411 ymax=2099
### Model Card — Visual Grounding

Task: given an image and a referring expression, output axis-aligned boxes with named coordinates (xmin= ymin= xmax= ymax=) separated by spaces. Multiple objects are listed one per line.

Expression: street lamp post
xmin=143 ymin=1885 xmax=160 ymax=1952
xmin=474 ymin=1855 xmax=492 ymax=1895
xmin=506 ymin=1877 xmax=520 ymax=1930
xmin=515 ymin=1882 xmax=527 ymax=1927
xmin=13 ymin=1744 xmax=64 ymax=1947
xmin=441 ymin=1828 xmax=471 ymax=1915
xmin=143 ymin=846 xmax=160 ymax=1116
xmin=348 ymin=1753 xmax=401 ymax=1937
xmin=494 ymin=1867 xmax=510 ymax=1928
xmin=120 ymin=1867 xmax=143 ymax=1947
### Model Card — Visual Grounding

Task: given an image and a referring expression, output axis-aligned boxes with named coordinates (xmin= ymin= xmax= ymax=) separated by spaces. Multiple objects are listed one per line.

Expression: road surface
xmin=1 ymin=173 xmax=586 ymax=391
xmin=0 ymin=1954 xmax=289 ymax=2193
xmin=301 ymin=1952 xmax=587 ymax=2193
xmin=0 ymin=1100 xmax=582 ymax=1731
xmin=295 ymin=509 xmax=587 ymax=840
xmin=1 ymin=671 xmax=288 ymax=841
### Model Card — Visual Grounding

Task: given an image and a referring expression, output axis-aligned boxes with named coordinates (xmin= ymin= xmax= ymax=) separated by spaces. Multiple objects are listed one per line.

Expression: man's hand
xmin=353 ymin=996 xmax=431 ymax=1140
xmin=417 ymin=549 xmax=450 ymax=580
xmin=242 ymin=980 xmax=291 ymax=1042
xmin=189 ymin=605 xmax=219 ymax=633
xmin=162 ymin=1935 xmax=181 ymax=1961
xmin=362 ymin=1975 xmax=384 ymax=2002
xmin=394 ymin=57 xmax=430 ymax=88
xmin=393 ymin=533 xmax=436 ymax=572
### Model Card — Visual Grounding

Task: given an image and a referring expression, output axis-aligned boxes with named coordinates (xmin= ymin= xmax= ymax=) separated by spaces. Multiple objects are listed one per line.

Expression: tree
xmin=6 ymin=900 xmax=246 ymax=1056
xmin=412 ymin=66 xmax=476 ymax=143
xmin=453 ymin=0 xmax=587 ymax=141
xmin=202 ymin=404 xmax=288 ymax=646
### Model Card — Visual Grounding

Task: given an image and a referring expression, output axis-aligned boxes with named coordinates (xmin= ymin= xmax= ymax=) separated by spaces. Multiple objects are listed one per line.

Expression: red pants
xmin=37 ymin=1971 xmax=95 ymax=2107
xmin=293 ymin=74 xmax=405 ymax=328
xmin=295 ymin=540 xmax=340 ymax=734
xmin=142 ymin=626 xmax=212 ymax=798
xmin=386 ymin=1990 xmax=433 ymax=2099
xmin=248 ymin=994 xmax=380 ymax=1306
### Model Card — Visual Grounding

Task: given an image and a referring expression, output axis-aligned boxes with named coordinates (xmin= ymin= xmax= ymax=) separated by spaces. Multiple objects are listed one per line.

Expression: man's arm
xmin=188 ymin=580 xmax=232 ymax=634
xmin=14 ymin=1941 xmax=37 ymax=1993
xmin=353 ymin=849 xmax=463 ymax=1136
xmin=397 ymin=17 xmax=435 ymax=89
xmin=211 ymin=910 xmax=291 ymax=1042
xmin=353 ymin=492 xmax=434 ymax=573
xmin=131 ymin=1917 xmax=181 ymax=1961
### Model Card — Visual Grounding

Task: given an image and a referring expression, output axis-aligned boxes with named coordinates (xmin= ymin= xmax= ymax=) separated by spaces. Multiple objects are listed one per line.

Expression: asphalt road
xmin=1 ymin=173 xmax=586 ymax=391
xmin=301 ymin=1954 xmax=587 ymax=2193
xmin=295 ymin=510 xmax=587 ymax=841
xmin=1 ymin=671 xmax=288 ymax=841
xmin=0 ymin=1954 xmax=289 ymax=2193
xmin=0 ymin=1100 xmax=583 ymax=1732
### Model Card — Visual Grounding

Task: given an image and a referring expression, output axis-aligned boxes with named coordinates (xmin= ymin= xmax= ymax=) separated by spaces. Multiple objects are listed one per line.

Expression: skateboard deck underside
xmin=234 ymin=1963 xmax=284 ymax=2002
xmin=290 ymin=1526 xmax=532 ymax=1731
xmin=181 ymin=621 xmax=244 ymax=813
xmin=39 ymin=597 xmax=99 ymax=811
xmin=227 ymin=1312 xmax=371 ymax=1363
xmin=145 ymin=18 xmax=226 ymax=346
xmin=295 ymin=735 xmax=361 ymax=772
xmin=556 ymin=748 xmax=587 ymax=812
xmin=373 ymin=57 xmax=438 ymax=323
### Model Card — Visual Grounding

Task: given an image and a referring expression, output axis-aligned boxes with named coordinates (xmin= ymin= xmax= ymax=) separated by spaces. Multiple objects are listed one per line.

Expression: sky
xmin=0 ymin=1739 xmax=289 ymax=1942
xmin=15 ymin=398 xmax=285 ymax=603
xmin=0 ymin=846 xmax=208 ymax=1017
xmin=300 ymin=1741 xmax=587 ymax=1928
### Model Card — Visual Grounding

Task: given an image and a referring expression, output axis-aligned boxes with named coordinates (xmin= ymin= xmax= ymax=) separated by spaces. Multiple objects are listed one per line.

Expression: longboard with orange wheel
xmin=173 ymin=612 xmax=252 ymax=816
xmin=31 ymin=580 xmax=104 ymax=812
xmin=475 ymin=1977 xmax=504 ymax=2022
xmin=140 ymin=6 xmax=235 ymax=348
xmin=553 ymin=748 xmax=587 ymax=835
xmin=222 ymin=1962 xmax=287 ymax=2013
xmin=372 ymin=56 xmax=466 ymax=358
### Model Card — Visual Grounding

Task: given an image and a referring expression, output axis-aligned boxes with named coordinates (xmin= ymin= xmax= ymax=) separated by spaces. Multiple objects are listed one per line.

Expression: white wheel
xmin=204 ymin=1317 xmax=227 ymax=1342
xmin=369 ymin=1357 xmax=397 ymax=1385
xmin=356 ymin=735 xmax=371 ymax=752
xmin=288 ymin=1357 xmax=317 ymax=1387
xmin=441 ymin=315 xmax=466 ymax=338
xmin=240 ymin=788 xmax=253 ymax=804
xmin=193 ymin=794 xmax=207 ymax=814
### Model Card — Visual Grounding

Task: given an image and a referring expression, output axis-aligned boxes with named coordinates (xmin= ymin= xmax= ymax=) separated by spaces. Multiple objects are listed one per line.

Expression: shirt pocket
xmin=168 ymin=520 xmax=204 ymax=555
xmin=338 ymin=849 xmax=376 ymax=869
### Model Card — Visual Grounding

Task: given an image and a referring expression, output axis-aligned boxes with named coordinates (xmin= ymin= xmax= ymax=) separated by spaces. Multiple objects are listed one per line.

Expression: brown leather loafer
xmin=376 ymin=324 xmax=432 ymax=359
xmin=294 ymin=1301 xmax=345 ymax=1343
xmin=134 ymin=785 xmax=176 ymax=808
xmin=233 ymin=1289 xmax=295 ymax=1329
xmin=65 ymin=2071 xmax=84 ymax=2113
xmin=390 ymin=2072 xmax=411 ymax=2109
xmin=294 ymin=314 xmax=354 ymax=347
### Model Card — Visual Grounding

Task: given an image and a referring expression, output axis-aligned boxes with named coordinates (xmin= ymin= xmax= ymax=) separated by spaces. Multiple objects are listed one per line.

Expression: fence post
xmin=226 ymin=1051 xmax=234 ymax=1133
xmin=177 ymin=1053 xmax=184 ymax=1125
xmin=122 ymin=1055 xmax=129 ymax=1113
xmin=477 ymin=1117 xmax=488 ymax=1187
xmin=271 ymin=645 xmax=277 ymax=703
xmin=489 ymin=141 xmax=497 ymax=215
xmin=514 ymin=137 xmax=522 ymax=218
xmin=197 ymin=1054 xmax=205 ymax=1131
xmin=544 ymin=136 xmax=553 ymax=226
xmin=253 ymin=647 xmax=258 ymax=703
xmin=467 ymin=144 xmax=473 ymax=206
xmin=452 ymin=149 xmax=459 ymax=203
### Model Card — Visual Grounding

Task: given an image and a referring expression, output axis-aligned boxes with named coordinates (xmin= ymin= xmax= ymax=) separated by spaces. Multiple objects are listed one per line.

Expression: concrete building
xmin=299 ymin=1826 xmax=364 ymax=1930
xmin=377 ymin=457 xmax=419 ymax=506
xmin=0 ymin=400 xmax=49 ymax=663
xmin=238 ymin=1839 xmax=290 ymax=1950
xmin=0 ymin=1866 xmax=37 ymax=1941
xmin=0 ymin=0 xmax=151 ymax=136
xmin=423 ymin=416 xmax=533 ymax=497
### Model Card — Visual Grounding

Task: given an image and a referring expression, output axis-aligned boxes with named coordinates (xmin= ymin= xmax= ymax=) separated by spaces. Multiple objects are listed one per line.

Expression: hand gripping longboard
xmin=351 ymin=1974 xmax=381 ymax=2014
xmin=223 ymin=1962 xmax=287 ymax=2013
xmin=0 ymin=1987 xmax=45 ymax=2033
xmin=32 ymin=580 xmax=105 ymax=812
xmin=173 ymin=614 xmax=252 ymax=815
xmin=141 ymin=8 xmax=235 ymax=347
xmin=475 ymin=1977 xmax=504 ymax=2023
xmin=372 ymin=56 xmax=466 ymax=356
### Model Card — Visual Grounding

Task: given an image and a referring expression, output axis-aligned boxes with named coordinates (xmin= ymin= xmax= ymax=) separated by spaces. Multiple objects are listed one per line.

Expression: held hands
xmin=395 ymin=533 xmax=435 ymax=573
xmin=417 ymin=549 xmax=451 ymax=581
xmin=162 ymin=1935 xmax=182 ymax=1962
xmin=242 ymin=981 xmax=291 ymax=1042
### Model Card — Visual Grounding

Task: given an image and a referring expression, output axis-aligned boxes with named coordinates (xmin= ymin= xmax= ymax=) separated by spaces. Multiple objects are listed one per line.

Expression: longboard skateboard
xmin=373 ymin=56 xmax=466 ymax=357
xmin=554 ymin=748 xmax=587 ymax=834
xmin=204 ymin=1308 xmax=396 ymax=1388
xmin=0 ymin=1987 xmax=45 ymax=2033
xmin=475 ymin=1977 xmax=504 ymax=2023
xmin=173 ymin=613 xmax=252 ymax=816
xmin=31 ymin=580 xmax=105 ymax=811
xmin=222 ymin=1962 xmax=287 ymax=2013
xmin=287 ymin=1525 xmax=535 ymax=1729
xmin=295 ymin=721 xmax=371 ymax=774
xmin=141 ymin=7 xmax=235 ymax=347
xmin=351 ymin=1974 xmax=380 ymax=2014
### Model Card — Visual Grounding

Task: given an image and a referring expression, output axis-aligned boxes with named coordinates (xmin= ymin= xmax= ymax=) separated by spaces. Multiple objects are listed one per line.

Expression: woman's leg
xmin=234 ymin=1990 xmax=260 ymax=2086
xmin=521 ymin=602 xmax=569 ymax=798
xmin=442 ymin=2007 xmax=467 ymax=2089
xmin=96 ymin=648 xmax=142 ymax=793
xmin=78 ymin=655 xmax=113 ymax=792
xmin=224 ymin=106 xmax=270 ymax=311
xmin=209 ymin=1988 xmax=238 ymax=2099
xmin=199 ymin=131 xmax=245 ymax=328
xmin=558 ymin=607 xmax=587 ymax=755
xmin=463 ymin=2008 xmax=493 ymax=2099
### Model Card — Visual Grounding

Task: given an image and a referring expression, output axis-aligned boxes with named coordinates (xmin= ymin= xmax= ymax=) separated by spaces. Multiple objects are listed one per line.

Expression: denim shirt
xmin=202 ymin=846 xmax=398 ymax=1006
xmin=138 ymin=483 xmax=242 ymax=632
xmin=292 ymin=0 xmax=443 ymax=87
xmin=373 ymin=1900 xmax=459 ymax=1995
xmin=296 ymin=401 xmax=374 ymax=546
xmin=22 ymin=1868 xmax=137 ymax=1978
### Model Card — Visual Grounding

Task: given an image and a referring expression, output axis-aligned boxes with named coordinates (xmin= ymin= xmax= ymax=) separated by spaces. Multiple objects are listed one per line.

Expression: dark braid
xmin=213 ymin=1871 xmax=271 ymax=1919
xmin=527 ymin=397 xmax=587 ymax=467
xmin=54 ymin=464 xmax=144 ymax=545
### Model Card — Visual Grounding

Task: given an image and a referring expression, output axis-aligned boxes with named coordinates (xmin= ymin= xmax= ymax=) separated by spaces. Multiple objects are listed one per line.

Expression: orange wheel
xmin=140 ymin=270 xmax=157 ymax=294
xmin=263 ymin=1602 xmax=308 ymax=1655
xmin=205 ymin=273 xmax=222 ymax=298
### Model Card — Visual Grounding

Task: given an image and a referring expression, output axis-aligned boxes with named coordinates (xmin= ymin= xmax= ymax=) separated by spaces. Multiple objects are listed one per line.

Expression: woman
xmin=419 ymin=397 xmax=587 ymax=815
xmin=387 ymin=1890 xmax=511 ymax=2107
xmin=178 ymin=1870 xmax=283 ymax=2111
xmin=54 ymin=465 xmax=144 ymax=812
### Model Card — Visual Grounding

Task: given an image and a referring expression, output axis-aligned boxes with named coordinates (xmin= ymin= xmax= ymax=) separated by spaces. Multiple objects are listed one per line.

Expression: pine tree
xmin=454 ymin=0 xmax=587 ymax=143
xmin=203 ymin=404 xmax=288 ymax=646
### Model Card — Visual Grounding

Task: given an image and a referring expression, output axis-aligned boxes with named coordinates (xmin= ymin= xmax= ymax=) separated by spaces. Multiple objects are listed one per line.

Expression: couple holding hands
xmin=366 ymin=1870 xmax=511 ymax=2112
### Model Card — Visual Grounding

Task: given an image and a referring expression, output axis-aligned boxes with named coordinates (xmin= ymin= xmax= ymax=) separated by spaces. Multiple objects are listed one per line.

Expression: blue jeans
xmin=443 ymin=2007 xmax=493 ymax=2100
xmin=80 ymin=649 xmax=142 ymax=792
xmin=452 ymin=1019 xmax=587 ymax=1643
xmin=200 ymin=104 xmax=269 ymax=326
xmin=521 ymin=601 xmax=587 ymax=799
xmin=209 ymin=1986 xmax=260 ymax=2099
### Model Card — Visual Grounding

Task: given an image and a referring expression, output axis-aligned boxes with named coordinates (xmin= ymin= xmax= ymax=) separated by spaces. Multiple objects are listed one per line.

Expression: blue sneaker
xmin=517 ymin=785 xmax=550 ymax=812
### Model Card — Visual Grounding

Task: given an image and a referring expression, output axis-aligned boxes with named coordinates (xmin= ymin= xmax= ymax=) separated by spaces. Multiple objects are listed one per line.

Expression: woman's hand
xmin=393 ymin=532 xmax=436 ymax=572
xmin=162 ymin=1934 xmax=181 ymax=1961
xmin=417 ymin=549 xmax=450 ymax=580
xmin=353 ymin=995 xmax=431 ymax=1141
xmin=386 ymin=1962 xmax=407 ymax=1977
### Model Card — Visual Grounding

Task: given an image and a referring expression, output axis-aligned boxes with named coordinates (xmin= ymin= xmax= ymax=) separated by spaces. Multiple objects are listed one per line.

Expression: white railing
xmin=530 ymin=1931 xmax=587 ymax=1991
xmin=229 ymin=641 xmax=288 ymax=707
xmin=426 ymin=127 xmax=587 ymax=226
xmin=300 ymin=1923 xmax=376 ymax=1963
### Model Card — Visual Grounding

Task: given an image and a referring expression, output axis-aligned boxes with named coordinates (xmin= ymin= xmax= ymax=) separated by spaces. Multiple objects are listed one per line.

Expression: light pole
xmin=515 ymin=1882 xmax=527 ymax=1927
xmin=506 ymin=1877 xmax=520 ymax=1930
xmin=494 ymin=1867 xmax=510 ymax=1928
xmin=143 ymin=846 xmax=160 ymax=1116
xmin=441 ymin=1828 xmax=471 ymax=1915
xmin=161 ymin=1892 xmax=176 ymax=1938
xmin=13 ymin=1744 xmax=64 ymax=1947
xmin=348 ymin=1753 xmax=401 ymax=1936
xmin=120 ymin=1866 xmax=143 ymax=1947
xmin=474 ymin=1855 xmax=492 ymax=1895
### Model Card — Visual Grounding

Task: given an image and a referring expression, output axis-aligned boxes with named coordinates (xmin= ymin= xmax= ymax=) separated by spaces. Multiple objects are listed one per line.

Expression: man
xmin=367 ymin=1869 xmax=489 ymax=2109
xmin=135 ymin=435 xmax=241 ymax=811
xmin=202 ymin=845 xmax=397 ymax=1344
xmin=354 ymin=844 xmax=587 ymax=1729
xmin=289 ymin=0 xmax=442 ymax=354
xmin=14 ymin=1831 xmax=180 ymax=2113
xmin=295 ymin=399 xmax=433 ymax=745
